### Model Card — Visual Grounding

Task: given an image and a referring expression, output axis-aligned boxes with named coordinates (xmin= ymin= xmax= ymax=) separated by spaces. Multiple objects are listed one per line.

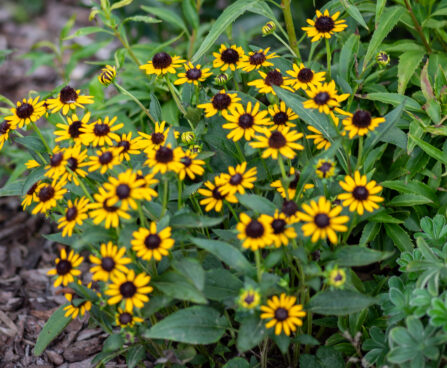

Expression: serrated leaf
xmin=384 ymin=223 xmax=414 ymax=252
xmin=332 ymin=246 xmax=393 ymax=266
xmin=398 ymin=50 xmax=425 ymax=94
xmin=339 ymin=34 xmax=360 ymax=84
xmin=0 ymin=179 xmax=25 ymax=197
xmin=364 ymin=93 xmax=422 ymax=112
xmin=123 ymin=15 xmax=160 ymax=24
xmin=308 ymin=290 xmax=377 ymax=315
xmin=110 ymin=0 xmax=133 ymax=10
xmin=237 ymin=194 xmax=276 ymax=215
xmin=141 ymin=5 xmax=188 ymax=34
xmin=409 ymin=134 xmax=447 ymax=165
xmin=64 ymin=26 xmax=111 ymax=40
xmin=340 ymin=0 xmax=369 ymax=30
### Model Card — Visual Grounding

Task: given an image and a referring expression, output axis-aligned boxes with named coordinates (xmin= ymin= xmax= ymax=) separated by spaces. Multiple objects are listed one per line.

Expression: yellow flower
xmin=47 ymin=248 xmax=83 ymax=287
xmin=239 ymin=47 xmax=278 ymax=72
xmin=131 ymin=222 xmax=175 ymax=262
xmin=115 ymin=308 xmax=144 ymax=328
xmin=145 ymin=144 xmax=184 ymax=174
xmin=302 ymin=9 xmax=348 ymax=42
xmin=239 ymin=288 xmax=261 ymax=309
xmin=45 ymin=146 xmax=67 ymax=180
xmin=266 ymin=101 xmax=299 ymax=130
xmin=135 ymin=171 xmax=159 ymax=201
xmin=63 ymin=281 xmax=93 ymax=319
xmin=236 ymin=213 xmax=274 ymax=251
xmin=250 ymin=127 xmax=304 ymax=160
xmin=328 ymin=267 xmax=346 ymax=288
xmin=213 ymin=44 xmax=244 ymax=71
xmin=270 ymin=210 xmax=297 ymax=247
xmin=61 ymin=145 xmax=89 ymax=185
xmin=306 ymin=126 xmax=331 ymax=150
xmin=298 ymin=196 xmax=349 ymax=244
xmin=178 ymin=151 xmax=205 ymax=180
xmin=98 ymin=65 xmax=116 ymax=86
xmin=338 ymin=171 xmax=384 ymax=215
xmin=46 ymin=86 xmax=94 ymax=115
xmin=22 ymin=181 xmax=39 ymax=210
xmin=89 ymin=187 xmax=131 ymax=229
xmin=174 ymin=62 xmax=212 ymax=86
xmin=115 ymin=132 xmax=141 ymax=161
xmin=197 ymin=90 xmax=241 ymax=117
xmin=198 ymin=175 xmax=238 ymax=212
xmin=5 ymin=96 xmax=45 ymax=128
xmin=247 ymin=69 xmax=294 ymax=95
xmin=271 ymin=167 xmax=314 ymax=200
xmin=140 ymin=52 xmax=185 ymax=76
xmin=81 ymin=116 xmax=123 ymax=147
xmin=32 ymin=179 xmax=67 ymax=215
xmin=220 ymin=162 xmax=257 ymax=195
xmin=89 ymin=242 xmax=131 ymax=282
xmin=315 ymin=159 xmax=336 ymax=179
xmin=25 ymin=159 xmax=40 ymax=169
xmin=54 ymin=112 xmax=90 ymax=144
xmin=136 ymin=121 xmax=170 ymax=152
xmin=87 ymin=147 xmax=122 ymax=174
xmin=285 ymin=63 xmax=326 ymax=91
xmin=0 ymin=121 xmax=16 ymax=150
xmin=260 ymin=294 xmax=306 ymax=336
xmin=303 ymin=81 xmax=349 ymax=115
xmin=57 ymin=197 xmax=90 ymax=237
xmin=342 ymin=110 xmax=386 ymax=138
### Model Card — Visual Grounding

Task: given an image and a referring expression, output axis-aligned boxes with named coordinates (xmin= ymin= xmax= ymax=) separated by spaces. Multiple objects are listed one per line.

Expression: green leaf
xmin=339 ymin=34 xmax=360 ymax=84
xmin=340 ymin=0 xmax=369 ymax=30
xmin=103 ymin=334 xmax=124 ymax=352
xmin=172 ymin=258 xmax=205 ymax=291
xmin=191 ymin=0 xmax=260 ymax=62
xmin=110 ymin=0 xmax=133 ymax=10
xmin=190 ymin=237 xmax=255 ymax=275
xmin=387 ymin=194 xmax=433 ymax=207
xmin=384 ymin=223 xmax=414 ymax=252
xmin=236 ymin=314 xmax=266 ymax=352
xmin=398 ymin=50 xmax=425 ymax=94
xmin=34 ymin=305 xmax=71 ymax=356
xmin=64 ymin=26 xmax=111 ymax=40
xmin=182 ymin=0 xmax=199 ymax=30
xmin=223 ymin=358 xmax=250 ymax=368
xmin=126 ymin=345 xmax=145 ymax=368
xmin=307 ymin=290 xmax=377 ymax=315
xmin=237 ymin=194 xmax=276 ymax=215
xmin=409 ymin=134 xmax=447 ymax=165
xmin=0 ymin=179 xmax=25 ymax=197
xmin=381 ymin=180 xmax=437 ymax=203
xmin=143 ymin=306 xmax=227 ymax=344
xmin=153 ymin=272 xmax=207 ymax=304
xmin=363 ymin=6 xmax=404 ymax=71
xmin=141 ymin=5 xmax=188 ymax=34
xmin=364 ymin=92 xmax=422 ymax=112
xmin=369 ymin=210 xmax=403 ymax=224
xmin=203 ymin=268 xmax=242 ymax=301
xmin=123 ymin=15 xmax=161 ymax=24
xmin=170 ymin=212 xmax=224 ymax=228
xmin=332 ymin=246 xmax=393 ymax=267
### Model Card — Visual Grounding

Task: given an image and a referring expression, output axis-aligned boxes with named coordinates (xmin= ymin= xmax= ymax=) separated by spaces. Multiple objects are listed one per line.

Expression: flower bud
xmin=188 ymin=144 xmax=201 ymax=154
xmin=181 ymin=131 xmax=195 ymax=144
xmin=262 ymin=21 xmax=276 ymax=36
xmin=98 ymin=65 xmax=116 ymax=86
xmin=376 ymin=51 xmax=390 ymax=67
xmin=214 ymin=73 xmax=229 ymax=86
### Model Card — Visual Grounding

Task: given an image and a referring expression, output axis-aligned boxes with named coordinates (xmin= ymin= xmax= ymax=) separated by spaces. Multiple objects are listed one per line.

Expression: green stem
xmin=278 ymin=156 xmax=290 ymax=200
xmin=161 ymin=178 xmax=169 ymax=218
xmin=137 ymin=201 xmax=148 ymax=228
xmin=112 ymin=28 xmax=142 ymax=66
xmin=281 ymin=0 xmax=301 ymax=60
xmin=255 ymin=249 xmax=263 ymax=282
xmin=78 ymin=179 xmax=94 ymax=202
xmin=356 ymin=136 xmax=363 ymax=171
xmin=113 ymin=82 xmax=156 ymax=125
xmin=177 ymin=179 xmax=183 ymax=210
xmin=166 ymin=79 xmax=195 ymax=130
xmin=234 ymin=140 xmax=245 ymax=163
xmin=403 ymin=0 xmax=432 ymax=54
xmin=225 ymin=201 xmax=239 ymax=222
xmin=31 ymin=122 xmax=51 ymax=154
xmin=325 ymin=38 xmax=332 ymax=80
xmin=272 ymin=32 xmax=298 ymax=58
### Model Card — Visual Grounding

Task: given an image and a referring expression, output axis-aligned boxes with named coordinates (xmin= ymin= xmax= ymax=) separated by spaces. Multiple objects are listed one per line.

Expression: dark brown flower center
xmin=152 ymin=52 xmax=172 ymax=69
xmin=229 ymin=173 xmax=243 ymax=185
xmin=27 ymin=182 xmax=38 ymax=195
xmin=318 ymin=162 xmax=332 ymax=177
xmin=314 ymin=92 xmax=330 ymax=105
xmin=99 ymin=151 xmax=113 ymax=165
xmin=103 ymin=198 xmax=118 ymax=212
xmin=353 ymin=186 xmax=369 ymax=200
xmin=268 ymin=131 xmax=286 ymax=148
xmin=315 ymin=16 xmax=335 ymax=33
xmin=264 ymin=70 xmax=283 ymax=86
xmin=212 ymin=93 xmax=231 ymax=110
xmin=38 ymin=185 xmax=55 ymax=202
xmin=273 ymin=112 xmax=288 ymax=126
xmin=249 ymin=52 xmax=266 ymax=66
xmin=181 ymin=156 xmax=192 ymax=167
xmin=56 ymin=259 xmax=72 ymax=275
xmin=352 ymin=110 xmax=372 ymax=128
xmin=333 ymin=272 xmax=343 ymax=281
xmin=67 ymin=157 xmax=78 ymax=171
xmin=314 ymin=213 xmax=330 ymax=228
xmin=151 ymin=132 xmax=165 ymax=145
xmin=289 ymin=173 xmax=299 ymax=189
xmin=274 ymin=307 xmax=289 ymax=321
xmin=238 ymin=113 xmax=254 ymax=129
xmin=50 ymin=153 xmax=64 ymax=167
xmin=186 ymin=68 xmax=202 ymax=80
xmin=272 ymin=219 xmax=286 ymax=234
xmin=68 ymin=121 xmax=82 ymax=138
xmin=119 ymin=312 xmax=133 ymax=325
xmin=244 ymin=294 xmax=255 ymax=305
xmin=116 ymin=184 xmax=131 ymax=199
xmin=120 ymin=281 xmax=137 ymax=298
xmin=212 ymin=186 xmax=225 ymax=200
xmin=94 ymin=123 xmax=110 ymax=137
xmin=297 ymin=68 xmax=314 ymax=83
xmin=16 ymin=103 xmax=34 ymax=119
xmin=117 ymin=140 xmax=130 ymax=152
xmin=221 ymin=48 xmax=239 ymax=64
xmin=65 ymin=207 xmax=78 ymax=221
xmin=60 ymin=86 xmax=78 ymax=104
xmin=101 ymin=256 xmax=115 ymax=272
xmin=282 ymin=200 xmax=298 ymax=216
xmin=245 ymin=220 xmax=264 ymax=238
xmin=155 ymin=146 xmax=173 ymax=163
xmin=0 ymin=122 xmax=10 ymax=134
xmin=144 ymin=234 xmax=161 ymax=249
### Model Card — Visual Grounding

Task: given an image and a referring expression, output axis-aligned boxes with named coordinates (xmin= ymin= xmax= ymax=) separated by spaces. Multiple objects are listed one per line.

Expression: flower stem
xmin=234 ymin=140 xmax=245 ymax=163
xmin=278 ymin=156 xmax=290 ymax=200
xmin=325 ymin=38 xmax=332 ymax=80
xmin=255 ymin=249 xmax=263 ymax=282
xmin=78 ymin=179 xmax=94 ymax=202
xmin=31 ymin=122 xmax=51 ymax=154
xmin=356 ymin=136 xmax=363 ymax=171
xmin=137 ymin=201 xmax=148 ymax=228
xmin=166 ymin=80 xmax=195 ymax=130
xmin=281 ymin=0 xmax=301 ymax=61
xmin=272 ymin=32 xmax=298 ymax=58
xmin=177 ymin=179 xmax=183 ymax=210
xmin=225 ymin=201 xmax=239 ymax=222
xmin=403 ymin=0 xmax=432 ymax=54
xmin=160 ymin=178 xmax=169 ymax=218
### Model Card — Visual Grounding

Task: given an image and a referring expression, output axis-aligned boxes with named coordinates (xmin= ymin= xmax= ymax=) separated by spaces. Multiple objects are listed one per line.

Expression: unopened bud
xmin=376 ymin=51 xmax=390 ymax=67
xmin=181 ymin=131 xmax=195 ymax=144
xmin=98 ymin=65 xmax=116 ymax=86
xmin=214 ymin=73 xmax=229 ymax=86
xmin=262 ymin=21 xmax=276 ymax=36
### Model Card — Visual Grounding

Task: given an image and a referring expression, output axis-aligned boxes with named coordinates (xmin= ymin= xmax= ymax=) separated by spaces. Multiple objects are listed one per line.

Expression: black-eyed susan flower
xmin=285 ymin=63 xmax=326 ymax=91
xmin=47 ymin=248 xmax=83 ymax=287
xmin=57 ymin=197 xmax=90 ymax=237
xmin=197 ymin=90 xmax=241 ymax=117
xmin=342 ymin=110 xmax=386 ymax=138
xmin=281 ymin=199 xmax=301 ymax=224
xmin=303 ymin=81 xmax=349 ymax=115
xmin=87 ymin=147 xmax=121 ymax=174
xmin=306 ymin=126 xmax=331 ymax=150
xmin=270 ymin=210 xmax=297 ymax=247
xmin=140 ymin=52 xmax=185 ymax=76
xmin=250 ymin=127 xmax=304 ymax=160
xmin=260 ymin=294 xmax=306 ymax=336
xmin=327 ymin=267 xmax=346 ymax=288
xmin=239 ymin=288 xmax=261 ymax=309
xmin=115 ymin=132 xmax=141 ymax=161
xmin=299 ymin=196 xmax=349 ymax=244
xmin=338 ymin=171 xmax=384 ymax=215
xmin=98 ymin=65 xmax=116 ymax=86
xmin=239 ymin=48 xmax=278 ymax=72
xmin=54 ymin=112 xmax=90 ymax=144
xmin=198 ymin=175 xmax=238 ymax=212
xmin=131 ymin=222 xmax=175 ymax=261
xmin=137 ymin=121 xmax=170 ymax=152
xmin=62 ymin=145 xmax=89 ymax=185
xmin=220 ymin=162 xmax=257 ymax=195
xmin=46 ymin=86 xmax=94 ymax=115
xmin=32 ymin=179 xmax=67 ymax=215
xmin=0 ymin=121 xmax=15 ymax=150
xmin=5 ymin=96 xmax=46 ymax=128
xmin=271 ymin=167 xmax=314 ymax=200
xmin=105 ymin=270 xmax=153 ymax=312
xmin=103 ymin=169 xmax=151 ymax=211
xmin=45 ymin=146 xmax=67 ymax=180
xmin=145 ymin=144 xmax=183 ymax=174
xmin=89 ymin=187 xmax=131 ymax=229
xmin=247 ymin=69 xmax=293 ymax=95
xmin=174 ymin=62 xmax=212 ymax=86
xmin=22 ymin=181 xmax=39 ymax=210
xmin=63 ymin=282 xmax=93 ymax=319
xmin=266 ymin=101 xmax=298 ymax=130
xmin=81 ymin=116 xmax=123 ymax=147
xmin=135 ymin=171 xmax=159 ymax=201
xmin=116 ymin=308 xmax=143 ymax=328
xmin=315 ymin=159 xmax=336 ymax=179
xmin=25 ymin=159 xmax=40 ymax=169
xmin=302 ymin=9 xmax=348 ymax=42
xmin=213 ymin=44 xmax=244 ymax=71
xmin=222 ymin=102 xmax=270 ymax=141
xmin=237 ymin=213 xmax=274 ymax=251
xmin=89 ymin=242 xmax=131 ymax=282
xmin=178 ymin=151 xmax=205 ymax=180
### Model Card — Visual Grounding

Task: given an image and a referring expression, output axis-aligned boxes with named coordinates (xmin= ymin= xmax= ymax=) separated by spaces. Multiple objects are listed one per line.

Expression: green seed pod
xmin=262 ymin=21 xmax=276 ymax=36
xmin=98 ymin=65 xmax=116 ymax=86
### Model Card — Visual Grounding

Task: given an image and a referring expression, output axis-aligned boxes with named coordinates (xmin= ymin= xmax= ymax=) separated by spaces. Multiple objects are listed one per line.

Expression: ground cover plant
xmin=1 ymin=0 xmax=447 ymax=366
